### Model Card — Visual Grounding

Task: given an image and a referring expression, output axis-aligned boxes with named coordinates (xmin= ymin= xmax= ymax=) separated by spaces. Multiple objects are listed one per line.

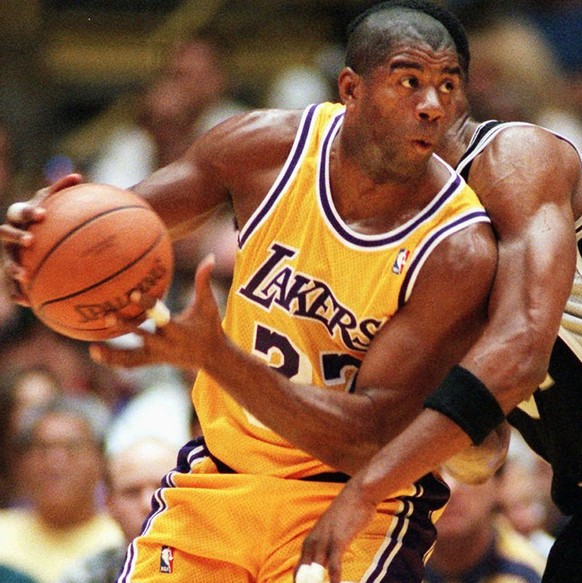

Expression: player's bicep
xmin=486 ymin=205 xmax=576 ymax=358
xmin=353 ymin=224 xmax=497 ymax=441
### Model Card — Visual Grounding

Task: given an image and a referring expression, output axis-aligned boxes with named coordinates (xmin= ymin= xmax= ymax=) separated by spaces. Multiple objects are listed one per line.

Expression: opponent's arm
xmin=91 ymin=220 xmax=497 ymax=475
xmin=459 ymin=127 xmax=578 ymax=410
xmin=295 ymin=128 xmax=580 ymax=581
xmin=372 ymin=128 xmax=579 ymax=475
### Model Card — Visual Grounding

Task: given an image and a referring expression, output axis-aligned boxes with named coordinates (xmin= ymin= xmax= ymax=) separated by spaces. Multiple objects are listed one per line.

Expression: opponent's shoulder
xmin=483 ymin=123 xmax=581 ymax=174
xmin=470 ymin=123 xmax=581 ymax=213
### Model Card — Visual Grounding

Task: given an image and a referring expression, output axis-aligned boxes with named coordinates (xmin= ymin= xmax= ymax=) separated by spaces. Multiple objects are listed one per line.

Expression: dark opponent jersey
xmin=457 ymin=120 xmax=582 ymax=515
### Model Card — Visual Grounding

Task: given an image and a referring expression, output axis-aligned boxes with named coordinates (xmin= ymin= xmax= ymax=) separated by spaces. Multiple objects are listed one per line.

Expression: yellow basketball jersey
xmin=192 ymin=102 xmax=490 ymax=480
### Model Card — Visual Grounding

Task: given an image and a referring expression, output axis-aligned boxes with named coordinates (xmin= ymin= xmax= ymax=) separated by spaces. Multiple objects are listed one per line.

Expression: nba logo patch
xmin=392 ymin=248 xmax=410 ymax=274
xmin=160 ymin=546 xmax=174 ymax=574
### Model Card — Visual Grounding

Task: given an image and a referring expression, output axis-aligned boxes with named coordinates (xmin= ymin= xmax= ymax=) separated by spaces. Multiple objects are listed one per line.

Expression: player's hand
xmin=441 ymin=420 xmax=510 ymax=484
xmin=90 ymin=254 xmax=224 ymax=372
xmin=296 ymin=477 xmax=377 ymax=583
xmin=0 ymin=173 xmax=83 ymax=305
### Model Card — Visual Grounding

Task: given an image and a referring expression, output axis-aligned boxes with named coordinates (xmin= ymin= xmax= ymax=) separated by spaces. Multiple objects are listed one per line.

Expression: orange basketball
xmin=19 ymin=183 xmax=174 ymax=341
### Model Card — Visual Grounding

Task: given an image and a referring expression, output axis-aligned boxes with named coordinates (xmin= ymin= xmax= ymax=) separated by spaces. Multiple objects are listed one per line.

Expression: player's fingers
xmin=295 ymin=562 xmax=327 ymax=583
xmin=179 ymin=254 xmax=217 ymax=324
xmin=89 ymin=343 xmax=153 ymax=369
xmin=129 ymin=291 xmax=172 ymax=328
xmin=4 ymin=255 xmax=28 ymax=282
xmin=2 ymin=257 xmax=31 ymax=306
xmin=327 ymin=553 xmax=343 ymax=583
xmin=47 ymin=173 xmax=84 ymax=195
xmin=0 ymin=223 xmax=34 ymax=247
xmin=146 ymin=299 xmax=171 ymax=328
xmin=194 ymin=253 xmax=216 ymax=298
xmin=5 ymin=202 xmax=45 ymax=226
xmin=298 ymin=536 xmax=319 ymax=568
xmin=7 ymin=284 xmax=31 ymax=307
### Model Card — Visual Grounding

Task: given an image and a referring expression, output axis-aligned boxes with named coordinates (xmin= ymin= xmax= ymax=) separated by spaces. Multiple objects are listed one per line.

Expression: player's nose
xmin=416 ymin=86 xmax=444 ymax=122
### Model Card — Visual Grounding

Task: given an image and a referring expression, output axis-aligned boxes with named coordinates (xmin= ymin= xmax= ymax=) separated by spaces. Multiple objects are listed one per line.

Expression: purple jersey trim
xmin=238 ymin=103 xmax=319 ymax=248
xmin=397 ymin=209 xmax=490 ymax=308
xmin=318 ymin=116 xmax=464 ymax=249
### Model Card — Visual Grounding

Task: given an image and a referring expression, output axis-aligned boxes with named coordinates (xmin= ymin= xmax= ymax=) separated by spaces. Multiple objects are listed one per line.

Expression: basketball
xmin=19 ymin=183 xmax=174 ymax=341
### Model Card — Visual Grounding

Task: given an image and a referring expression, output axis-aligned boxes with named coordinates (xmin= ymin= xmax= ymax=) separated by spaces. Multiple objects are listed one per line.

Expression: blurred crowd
xmin=1 ymin=1 xmax=581 ymax=582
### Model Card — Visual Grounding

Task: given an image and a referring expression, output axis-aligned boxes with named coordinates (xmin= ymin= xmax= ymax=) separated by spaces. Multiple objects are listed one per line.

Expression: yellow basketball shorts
xmin=116 ymin=438 xmax=448 ymax=583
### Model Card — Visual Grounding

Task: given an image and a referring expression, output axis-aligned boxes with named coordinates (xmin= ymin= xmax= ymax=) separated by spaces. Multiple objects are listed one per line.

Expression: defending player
xmin=295 ymin=3 xmax=582 ymax=582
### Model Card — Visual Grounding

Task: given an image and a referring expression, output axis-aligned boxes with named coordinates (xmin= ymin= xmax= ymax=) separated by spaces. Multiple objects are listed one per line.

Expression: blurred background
xmin=0 ymin=3 xmax=580 ymax=581
xmin=1 ymin=0 xmax=582 ymax=205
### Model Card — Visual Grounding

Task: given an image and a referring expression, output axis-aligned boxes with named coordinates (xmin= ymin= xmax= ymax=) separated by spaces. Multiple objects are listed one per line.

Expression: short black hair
xmin=346 ymin=0 xmax=470 ymax=79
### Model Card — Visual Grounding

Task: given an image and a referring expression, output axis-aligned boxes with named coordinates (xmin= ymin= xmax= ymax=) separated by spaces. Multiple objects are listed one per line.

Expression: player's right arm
xmin=0 ymin=109 xmax=301 ymax=305
xmin=129 ymin=109 xmax=301 ymax=240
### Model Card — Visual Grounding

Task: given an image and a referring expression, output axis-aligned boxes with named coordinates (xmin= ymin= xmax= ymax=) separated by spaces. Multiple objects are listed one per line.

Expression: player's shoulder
xmin=439 ymin=218 xmax=496 ymax=267
xmin=191 ymin=108 xmax=304 ymax=177
xmin=201 ymin=108 xmax=304 ymax=153
xmin=488 ymin=122 xmax=581 ymax=170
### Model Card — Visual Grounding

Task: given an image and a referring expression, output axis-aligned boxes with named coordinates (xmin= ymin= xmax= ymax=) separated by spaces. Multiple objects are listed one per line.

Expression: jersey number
xmin=244 ymin=324 xmax=360 ymax=428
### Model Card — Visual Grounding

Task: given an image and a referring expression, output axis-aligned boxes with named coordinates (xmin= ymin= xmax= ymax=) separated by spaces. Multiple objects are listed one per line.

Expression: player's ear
xmin=338 ymin=67 xmax=361 ymax=106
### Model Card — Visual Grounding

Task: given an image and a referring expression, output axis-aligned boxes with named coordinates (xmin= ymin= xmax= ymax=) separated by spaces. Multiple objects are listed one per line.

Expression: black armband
xmin=423 ymin=365 xmax=505 ymax=445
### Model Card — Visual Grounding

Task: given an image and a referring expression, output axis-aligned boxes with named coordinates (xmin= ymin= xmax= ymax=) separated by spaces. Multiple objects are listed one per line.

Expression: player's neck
xmin=330 ymin=151 xmax=449 ymax=234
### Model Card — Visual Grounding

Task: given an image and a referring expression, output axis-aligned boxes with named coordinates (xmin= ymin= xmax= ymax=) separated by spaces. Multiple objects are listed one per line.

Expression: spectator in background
xmin=515 ymin=0 xmax=582 ymax=76
xmin=0 ymin=565 xmax=39 ymax=583
xmin=0 ymin=365 xmax=61 ymax=508
xmin=424 ymin=467 xmax=547 ymax=583
xmin=89 ymin=33 xmax=248 ymax=189
xmin=0 ymin=309 xmax=136 ymax=416
xmin=0 ymin=397 xmax=123 ymax=583
xmin=104 ymin=366 xmax=196 ymax=457
xmin=497 ymin=431 xmax=561 ymax=559
xmin=515 ymin=0 xmax=582 ymax=136
xmin=263 ymin=64 xmax=333 ymax=110
xmin=58 ymin=437 xmax=177 ymax=583
xmin=464 ymin=15 xmax=582 ymax=148
xmin=0 ymin=121 xmax=15 ymax=215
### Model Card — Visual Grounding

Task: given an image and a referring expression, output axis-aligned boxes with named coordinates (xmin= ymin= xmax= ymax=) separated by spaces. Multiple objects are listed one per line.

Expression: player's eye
xmin=401 ymin=76 xmax=419 ymax=89
xmin=439 ymin=79 xmax=457 ymax=94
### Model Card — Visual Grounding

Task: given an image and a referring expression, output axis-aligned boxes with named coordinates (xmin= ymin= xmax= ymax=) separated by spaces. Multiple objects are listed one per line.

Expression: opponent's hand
xmin=0 ymin=173 xmax=83 ymax=305
xmin=441 ymin=420 xmax=510 ymax=484
xmin=296 ymin=478 xmax=377 ymax=583
xmin=90 ymin=254 xmax=224 ymax=372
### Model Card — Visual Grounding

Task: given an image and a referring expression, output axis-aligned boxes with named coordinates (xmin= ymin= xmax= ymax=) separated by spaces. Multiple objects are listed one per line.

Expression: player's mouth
xmin=412 ymin=139 xmax=434 ymax=154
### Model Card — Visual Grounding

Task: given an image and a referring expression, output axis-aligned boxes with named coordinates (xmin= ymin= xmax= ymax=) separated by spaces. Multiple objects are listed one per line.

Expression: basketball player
xmin=0 ymin=4 xmax=502 ymax=582
xmin=295 ymin=3 xmax=582 ymax=583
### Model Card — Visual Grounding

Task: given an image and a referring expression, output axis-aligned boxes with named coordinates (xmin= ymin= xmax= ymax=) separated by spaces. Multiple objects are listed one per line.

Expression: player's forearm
xmin=458 ymin=235 xmax=576 ymax=414
xmin=201 ymin=337 xmax=385 ymax=474
xmin=354 ymin=409 xmax=472 ymax=504
xmin=131 ymin=167 xmax=226 ymax=241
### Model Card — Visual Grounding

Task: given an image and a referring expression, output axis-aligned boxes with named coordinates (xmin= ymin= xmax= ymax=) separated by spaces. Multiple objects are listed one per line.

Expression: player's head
xmin=346 ymin=1 xmax=470 ymax=81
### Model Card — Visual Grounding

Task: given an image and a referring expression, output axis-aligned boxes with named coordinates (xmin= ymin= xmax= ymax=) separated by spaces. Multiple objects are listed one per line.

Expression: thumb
xmin=179 ymin=254 xmax=217 ymax=322
xmin=47 ymin=173 xmax=84 ymax=195
xmin=193 ymin=253 xmax=216 ymax=299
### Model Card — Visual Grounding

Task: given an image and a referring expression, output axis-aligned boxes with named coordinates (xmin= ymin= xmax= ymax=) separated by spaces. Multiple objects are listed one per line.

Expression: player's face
xmin=342 ymin=39 xmax=462 ymax=181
